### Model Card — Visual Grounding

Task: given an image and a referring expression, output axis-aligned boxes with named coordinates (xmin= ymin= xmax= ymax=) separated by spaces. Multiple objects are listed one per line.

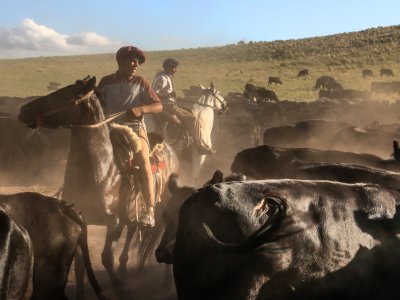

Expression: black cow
xmin=263 ymin=119 xmax=352 ymax=149
xmin=362 ymin=69 xmax=373 ymax=78
xmin=319 ymin=89 xmax=370 ymax=100
xmin=172 ymin=180 xmax=400 ymax=300
xmin=380 ymin=68 xmax=394 ymax=77
xmin=290 ymin=160 xmax=400 ymax=191
xmin=265 ymin=208 xmax=400 ymax=300
xmin=0 ymin=193 xmax=108 ymax=300
xmin=297 ymin=69 xmax=308 ymax=78
xmin=268 ymin=76 xmax=282 ymax=85
xmin=314 ymin=76 xmax=336 ymax=90
xmin=325 ymin=80 xmax=343 ymax=91
xmin=243 ymin=83 xmax=279 ymax=102
xmin=331 ymin=126 xmax=400 ymax=157
xmin=155 ymin=171 xmax=246 ymax=264
xmin=231 ymin=144 xmax=400 ymax=179
xmin=0 ymin=207 xmax=33 ymax=300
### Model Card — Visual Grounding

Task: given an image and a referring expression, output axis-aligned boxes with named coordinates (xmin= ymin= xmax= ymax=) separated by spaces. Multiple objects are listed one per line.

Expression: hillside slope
xmin=0 ymin=25 xmax=399 ymax=100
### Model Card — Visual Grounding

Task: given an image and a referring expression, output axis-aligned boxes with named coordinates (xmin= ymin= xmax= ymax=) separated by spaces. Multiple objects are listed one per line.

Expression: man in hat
xmin=98 ymin=46 xmax=162 ymax=227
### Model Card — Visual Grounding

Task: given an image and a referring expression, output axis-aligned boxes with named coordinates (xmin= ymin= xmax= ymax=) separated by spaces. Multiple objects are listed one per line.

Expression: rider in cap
xmin=153 ymin=58 xmax=215 ymax=155
xmin=98 ymin=45 xmax=162 ymax=227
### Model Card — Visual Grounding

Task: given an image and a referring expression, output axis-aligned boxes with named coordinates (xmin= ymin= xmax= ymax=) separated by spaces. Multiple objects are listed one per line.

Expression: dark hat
xmin=116 ymin=46 xmax=146 ymax=64
xmin=163 ymin=58 xmax=179 ymax=69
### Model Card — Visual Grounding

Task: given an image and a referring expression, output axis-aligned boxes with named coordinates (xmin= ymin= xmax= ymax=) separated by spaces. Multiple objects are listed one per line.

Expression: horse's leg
xmin=138 ymin=222 xmax=164 ymax=269
xmin=101 ymin=173 xmax=132 ymax=299
xmin=191 ymin=147 xmax=206 ymax=185
xmin=118 ymin=221 xmax=137 ymax=276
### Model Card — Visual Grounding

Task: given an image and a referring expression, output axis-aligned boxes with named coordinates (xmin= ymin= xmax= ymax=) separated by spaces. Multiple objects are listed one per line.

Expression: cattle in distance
xmin=243 ymin=83 xmax=279 ymax=102
xmin=268 ymin=76 xmax=282 ymax=85
xmin=297 ymin=69 xmax=309 ymax=78
xmin=380 ymin=68 xmax=394 ymax=77
xmin=362 ymin=69 xmax=374 ymax=78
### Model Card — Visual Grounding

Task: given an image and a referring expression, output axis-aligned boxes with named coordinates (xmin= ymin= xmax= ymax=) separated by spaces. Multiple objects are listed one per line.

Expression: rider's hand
xmin=170 ymin=91 xmax=177 ymax=99
xmin=127 ymin=106 xmax=143 ymax=118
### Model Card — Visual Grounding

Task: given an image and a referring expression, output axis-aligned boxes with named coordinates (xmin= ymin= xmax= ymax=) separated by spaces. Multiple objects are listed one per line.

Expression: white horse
xmin=160 ymin=82 xmax=227 ymax=184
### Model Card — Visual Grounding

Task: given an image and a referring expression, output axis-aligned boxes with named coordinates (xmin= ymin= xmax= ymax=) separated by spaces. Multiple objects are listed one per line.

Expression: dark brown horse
xmin=18 ymin=75 xmax=179 ymax=299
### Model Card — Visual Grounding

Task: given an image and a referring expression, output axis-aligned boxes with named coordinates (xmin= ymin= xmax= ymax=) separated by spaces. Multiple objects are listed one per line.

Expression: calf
xmin=0 ymin=207 xmax=33 ymax=300
xmin=0 ymin=193 xmax=108 ymax=300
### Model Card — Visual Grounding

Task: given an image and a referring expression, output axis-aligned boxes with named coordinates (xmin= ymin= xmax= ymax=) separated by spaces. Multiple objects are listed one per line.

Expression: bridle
xmin=196 ymin=89 xmax=227 ymax=113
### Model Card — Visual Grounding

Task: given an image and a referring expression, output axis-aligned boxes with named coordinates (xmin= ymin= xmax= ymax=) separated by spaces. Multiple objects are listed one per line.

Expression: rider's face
xmin=166 ymin=66 xmax=177 ymax=76
xmin=118 ymin=58 xmax=139 ymax=79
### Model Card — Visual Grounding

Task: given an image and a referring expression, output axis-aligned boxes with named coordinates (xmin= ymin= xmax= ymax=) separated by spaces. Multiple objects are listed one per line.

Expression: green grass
xmin=1 ymin=25 xmax=400 ymax=101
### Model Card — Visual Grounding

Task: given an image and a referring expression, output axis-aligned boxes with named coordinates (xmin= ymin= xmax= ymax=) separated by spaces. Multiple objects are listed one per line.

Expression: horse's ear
xmin=82 ymin=75 xmax=91 ymax=83
xmin=88 ymin=76 xmax=96 ymax=88
xmin=210 ymin=82 xmax=217 ymax=94
xmin=199 ymin=84 xmax=206 ymax=90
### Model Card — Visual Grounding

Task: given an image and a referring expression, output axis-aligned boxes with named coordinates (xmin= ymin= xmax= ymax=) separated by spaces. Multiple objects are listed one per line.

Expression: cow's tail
xmin=59 ymin=201 xmax=110 ymax=300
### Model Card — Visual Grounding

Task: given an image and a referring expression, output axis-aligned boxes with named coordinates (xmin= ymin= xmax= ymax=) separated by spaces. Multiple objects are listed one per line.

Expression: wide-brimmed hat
xmin=116 ymin=46 xmax=146 ymax=64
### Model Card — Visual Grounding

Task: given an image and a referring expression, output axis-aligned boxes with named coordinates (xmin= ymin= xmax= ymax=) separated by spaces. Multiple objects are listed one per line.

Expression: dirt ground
xmin=0 ymin=185 xmax=177 ymax=300
xmin=65 ymin=225 xmax=178 ymax=300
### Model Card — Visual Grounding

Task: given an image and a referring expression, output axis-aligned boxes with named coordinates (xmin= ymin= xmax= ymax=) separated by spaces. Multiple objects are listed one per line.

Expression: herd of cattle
xmin=243 ymin=67 xmax=399 ymax=104
xmin=1 ymin=69 xmax=400 ymax=299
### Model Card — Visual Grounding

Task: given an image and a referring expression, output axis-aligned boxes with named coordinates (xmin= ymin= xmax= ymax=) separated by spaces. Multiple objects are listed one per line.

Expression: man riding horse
xmin=98 ymin=45 xmax=162 ymax=227
xmin=152 ymin=58 xmax=215 ymax=155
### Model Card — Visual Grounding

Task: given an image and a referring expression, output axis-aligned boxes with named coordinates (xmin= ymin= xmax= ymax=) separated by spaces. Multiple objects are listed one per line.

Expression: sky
xmin=0 ymin=0 xmax=399 ymax=59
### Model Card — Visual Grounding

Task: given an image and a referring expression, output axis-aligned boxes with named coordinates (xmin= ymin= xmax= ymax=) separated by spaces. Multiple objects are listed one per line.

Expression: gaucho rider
xmin=152 ymin=58 xmax=215 ymax=155
xmin=98 ymin=46 xmax=162 ymax=227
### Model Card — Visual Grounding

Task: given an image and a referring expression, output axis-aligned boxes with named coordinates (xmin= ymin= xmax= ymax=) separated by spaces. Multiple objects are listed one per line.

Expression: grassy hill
xmin=1 ymin=25 xmax=399 ymax=101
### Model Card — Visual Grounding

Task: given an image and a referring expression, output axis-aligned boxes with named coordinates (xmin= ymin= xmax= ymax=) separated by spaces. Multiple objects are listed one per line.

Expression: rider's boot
xmin=139 ymin=206 xmax=155 ymax=227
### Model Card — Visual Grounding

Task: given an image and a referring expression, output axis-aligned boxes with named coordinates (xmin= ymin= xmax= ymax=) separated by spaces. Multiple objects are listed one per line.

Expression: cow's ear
xmin=199 ymin=84 xmax=206 ymax=90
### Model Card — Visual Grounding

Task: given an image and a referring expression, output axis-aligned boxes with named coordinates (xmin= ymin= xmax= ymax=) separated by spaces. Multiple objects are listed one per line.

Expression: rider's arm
xmin=128 ymin=77 xmax=163 ymax=117
xmin=129 ymin=101 xmax=162 ymax=117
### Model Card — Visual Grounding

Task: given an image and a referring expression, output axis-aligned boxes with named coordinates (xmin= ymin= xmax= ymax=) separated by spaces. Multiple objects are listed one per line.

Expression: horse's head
xmin=197 ymin=82 xmax=227 ymax=113
xmin=19 ymin=75 xmax=102 ymax=128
